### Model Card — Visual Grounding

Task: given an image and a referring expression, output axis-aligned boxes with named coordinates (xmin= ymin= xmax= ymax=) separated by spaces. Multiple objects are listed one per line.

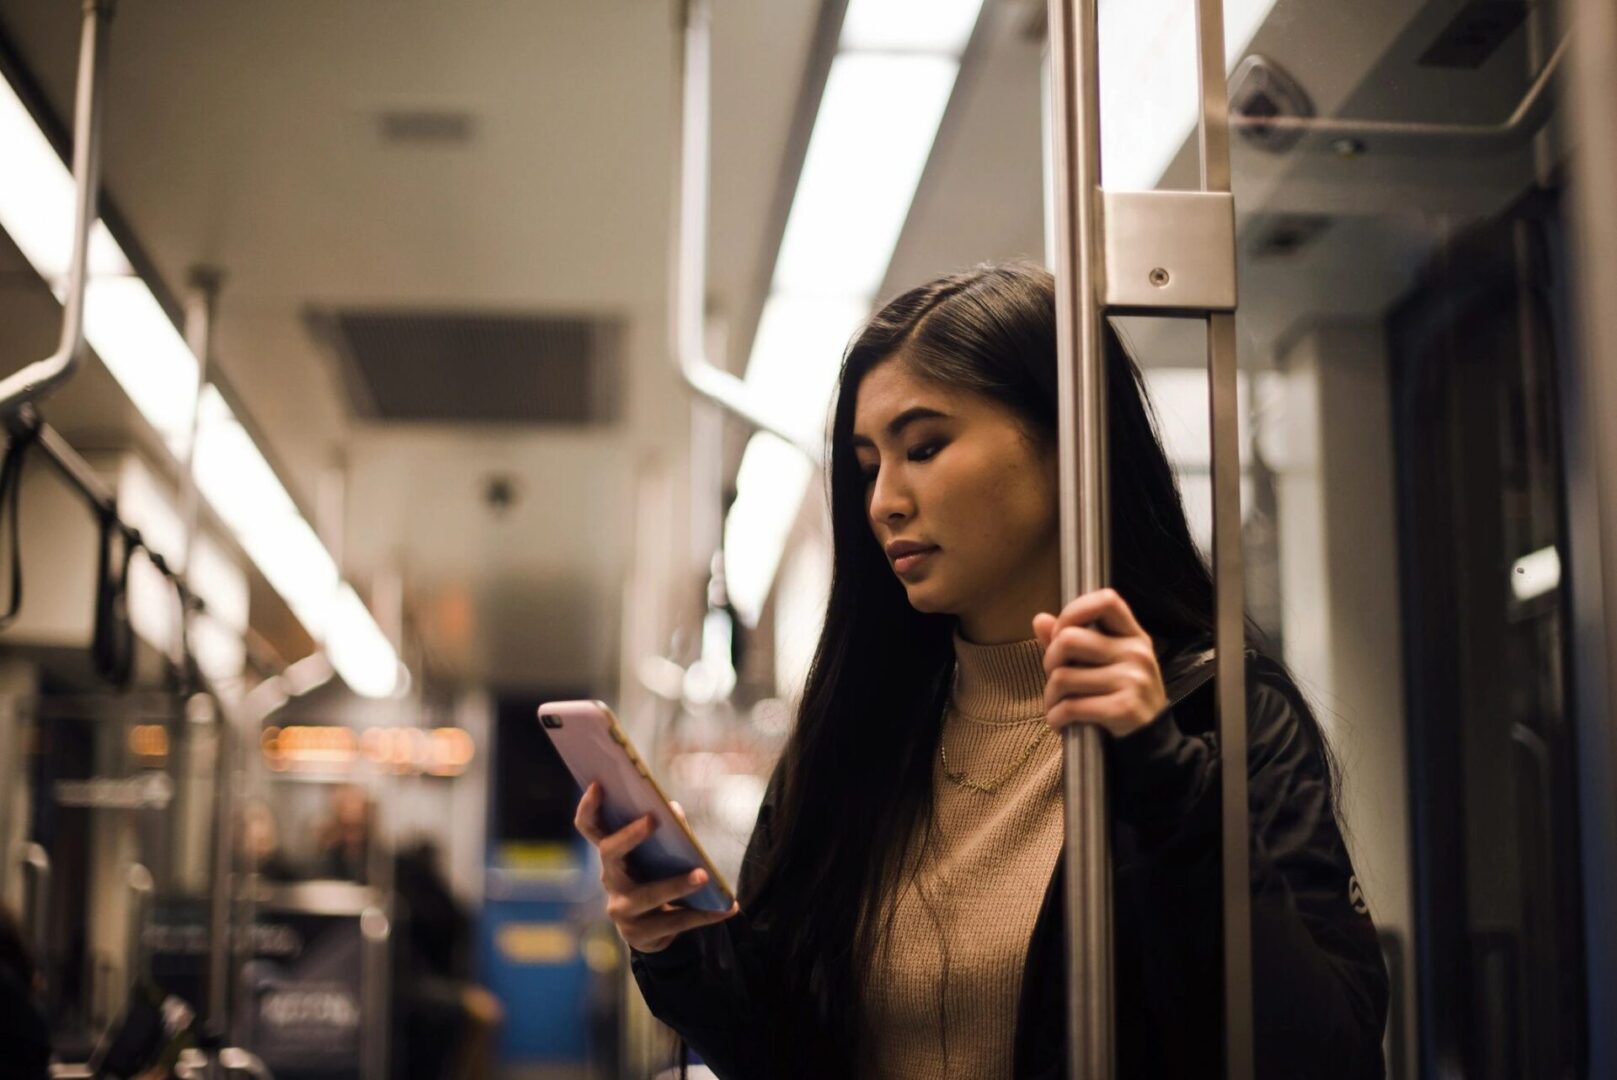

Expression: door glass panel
xmin=1211 ymin=1 xmax=1582 ymax=1076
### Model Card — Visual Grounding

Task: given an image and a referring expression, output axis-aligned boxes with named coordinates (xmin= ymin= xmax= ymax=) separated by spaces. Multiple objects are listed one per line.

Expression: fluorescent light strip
xmin=725 ymin=0 xmax=985 ymax=626
xmin=0 ymin=78 xmax=130 ymax=281
xmin=744 ymin=294 xmax=870 ymax=447
xmin=0 ymin=72 xmax=399 ymax=695
xmin=772 ymin=54 xmax=960 ymax=298
xmin=724 ymin=433 xmax=816 ymax=627
xmin=194 ymin=388 xmax=400 ymax=696
xmin=839 ymin=0 xmax=983 ymax=53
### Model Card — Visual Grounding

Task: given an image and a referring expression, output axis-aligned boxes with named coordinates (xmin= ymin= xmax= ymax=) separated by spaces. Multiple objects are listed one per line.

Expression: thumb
xmin=1032 ymin=612 xmax=1055 ymax=648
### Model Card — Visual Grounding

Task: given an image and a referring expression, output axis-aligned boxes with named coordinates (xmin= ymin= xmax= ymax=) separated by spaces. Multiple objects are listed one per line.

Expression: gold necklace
xmin=939 ymin=703 xmax=1053 ymax=794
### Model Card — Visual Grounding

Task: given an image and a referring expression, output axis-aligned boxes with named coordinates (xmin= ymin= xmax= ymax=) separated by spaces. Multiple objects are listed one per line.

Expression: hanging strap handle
xmin=0 ymin=422 xmax=41 ymax=630
xmin=92 ymin=506 xmax=137 ymax=686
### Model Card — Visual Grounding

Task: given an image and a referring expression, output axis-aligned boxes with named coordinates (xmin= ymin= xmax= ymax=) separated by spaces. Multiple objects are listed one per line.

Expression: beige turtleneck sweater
xmin=863 ymin=631 xmax=1064 ymax=1079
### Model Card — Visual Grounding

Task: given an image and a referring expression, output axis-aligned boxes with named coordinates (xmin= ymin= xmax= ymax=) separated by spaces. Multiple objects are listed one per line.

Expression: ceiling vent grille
xmin=375 ymin=108 xmax=476 ymax=145
xmin=308 ymin=309 xmax=623 ymax=425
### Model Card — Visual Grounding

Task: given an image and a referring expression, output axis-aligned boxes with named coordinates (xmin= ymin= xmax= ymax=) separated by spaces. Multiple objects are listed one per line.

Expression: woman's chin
xmin=901 ymin=580 xmax=951 ymax=614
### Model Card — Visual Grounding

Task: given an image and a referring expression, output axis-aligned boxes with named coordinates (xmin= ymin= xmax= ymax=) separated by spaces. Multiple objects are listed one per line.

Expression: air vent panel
xmin=375 ymin=109 xmax=476 ymax=145
xmin=310 ymin=309 xmax=622 ymax=425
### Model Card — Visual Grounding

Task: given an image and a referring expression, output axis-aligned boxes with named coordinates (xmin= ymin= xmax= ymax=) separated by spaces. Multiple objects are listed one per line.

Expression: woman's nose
xmin=868 ymin=469 xmax=913 ymax=526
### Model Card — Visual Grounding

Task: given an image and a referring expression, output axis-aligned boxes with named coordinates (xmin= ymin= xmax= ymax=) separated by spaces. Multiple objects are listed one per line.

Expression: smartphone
xmin=538 ymin=699 xmax=735 ymax=912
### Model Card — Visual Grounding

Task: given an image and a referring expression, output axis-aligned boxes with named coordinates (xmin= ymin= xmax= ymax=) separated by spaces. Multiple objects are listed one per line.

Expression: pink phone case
xmin=539 ymin=699 xmax=734 ymax=912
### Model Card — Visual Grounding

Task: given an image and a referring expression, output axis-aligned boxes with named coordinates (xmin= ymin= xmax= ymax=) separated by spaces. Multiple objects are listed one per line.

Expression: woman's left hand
xmin=1032 ymin=588 xmax=1167 ymax=740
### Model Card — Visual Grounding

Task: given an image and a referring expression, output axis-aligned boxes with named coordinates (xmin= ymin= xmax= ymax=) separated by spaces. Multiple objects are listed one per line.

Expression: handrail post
xmin=1045 ymin=1 xmax=1113 ymax=1076
xmin=1046 ymin=0 xmax=1249 ymax=1075
xmin=1192 ymin=0 xmax=1256 ymax=1072
xmin=0 ymin=0 xmax=116 ymax=416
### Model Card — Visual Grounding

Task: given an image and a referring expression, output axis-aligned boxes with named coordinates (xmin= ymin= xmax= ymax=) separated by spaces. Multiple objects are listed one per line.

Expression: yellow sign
xmin=496 ymin=923 xmax=578 ymax=965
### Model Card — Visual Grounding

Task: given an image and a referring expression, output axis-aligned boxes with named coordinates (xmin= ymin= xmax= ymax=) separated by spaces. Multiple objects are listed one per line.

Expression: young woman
xmin=574 ymin=262 xmax=1389 ymax=1078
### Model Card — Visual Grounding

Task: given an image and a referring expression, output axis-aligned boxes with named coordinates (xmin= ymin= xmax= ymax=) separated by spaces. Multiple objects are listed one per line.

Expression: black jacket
xmin=631 ymin=641 xmax=1390 ymax=1078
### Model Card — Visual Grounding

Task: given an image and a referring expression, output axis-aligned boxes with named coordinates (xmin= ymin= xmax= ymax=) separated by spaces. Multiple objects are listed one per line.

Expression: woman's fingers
xmin=1042 ymin=624 xmax=1120 ymax=670
xmin=597 ymin=812 xmax=658 ymax=863
xmin=572 ymin=782 xmax=605 ymax=843
xmin=574 ymin=783 xmax=739 ymax=952
xmin=610 ymin=868 xmax=714 ymax=920
xmin=1046 ymin=587 xmax=1146 ymax=639
xmin=1042 ymin=662 xmax=1124 ymax=711
xmin=627 ymin=902 xmax=741 ymax=953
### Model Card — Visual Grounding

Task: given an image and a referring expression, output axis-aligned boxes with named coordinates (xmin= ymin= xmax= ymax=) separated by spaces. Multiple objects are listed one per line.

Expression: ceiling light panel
xmin=743 ymin=293 xmax=868 ymax=446
xmin=772 ymin=53 xmax=959 ymax=297
xmin=725 ymin=432 xmax=817 ymax=627
xmin=326 ymin=584 xmax=402 ymax=699
xmin=0 ymin=78 xmax=130 ymax=281
xmin=840 ymin=0 xmax=986 ymax=53
xmin=83 ymin=278 xmax=200 ymax=453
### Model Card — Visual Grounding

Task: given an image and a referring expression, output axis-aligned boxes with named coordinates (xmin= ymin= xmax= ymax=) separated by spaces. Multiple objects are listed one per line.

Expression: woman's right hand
xmin=573 ymin=780 xmax=740 ymax=954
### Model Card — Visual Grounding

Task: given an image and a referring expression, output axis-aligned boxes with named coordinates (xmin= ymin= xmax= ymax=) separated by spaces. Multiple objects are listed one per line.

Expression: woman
xmin=575 ymin=262 xmax=1389 ymax=1077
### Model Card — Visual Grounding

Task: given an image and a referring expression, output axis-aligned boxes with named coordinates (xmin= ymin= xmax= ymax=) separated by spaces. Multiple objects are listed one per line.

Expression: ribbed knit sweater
xmin=863 ymin=631 xmax=1062 ymax=1079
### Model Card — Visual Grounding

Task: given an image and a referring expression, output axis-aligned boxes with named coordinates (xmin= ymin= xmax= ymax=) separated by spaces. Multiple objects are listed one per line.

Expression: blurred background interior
xmin=0 ymin=0 xmax=1614 ymax=1078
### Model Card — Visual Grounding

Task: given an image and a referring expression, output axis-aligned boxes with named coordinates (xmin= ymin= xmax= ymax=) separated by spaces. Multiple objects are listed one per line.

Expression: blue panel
xmin=478 ymin=898 xmax=592 ymax=1063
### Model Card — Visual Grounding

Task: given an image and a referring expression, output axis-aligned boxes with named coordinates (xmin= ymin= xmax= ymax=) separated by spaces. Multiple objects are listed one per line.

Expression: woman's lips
xmin=893 ymin=547 xmax=937 ymax=575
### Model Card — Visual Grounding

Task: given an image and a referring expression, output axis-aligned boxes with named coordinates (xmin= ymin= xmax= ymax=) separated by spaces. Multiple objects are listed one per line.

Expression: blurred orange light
xmin=128 ymin=724 xmax=170 ymax=760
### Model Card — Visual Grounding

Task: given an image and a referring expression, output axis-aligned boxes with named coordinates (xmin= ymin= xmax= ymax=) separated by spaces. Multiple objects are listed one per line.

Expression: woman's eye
xmin=908 ymin=441 xmax=942 ymax=463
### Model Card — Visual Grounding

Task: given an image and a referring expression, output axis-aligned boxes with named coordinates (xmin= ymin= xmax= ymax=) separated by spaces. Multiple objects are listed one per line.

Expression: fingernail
xmin=689 ymin=869 xmax=706 ymax=884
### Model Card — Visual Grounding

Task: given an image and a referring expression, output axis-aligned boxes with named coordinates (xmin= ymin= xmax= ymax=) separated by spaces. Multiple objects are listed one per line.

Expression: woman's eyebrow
xmin=850 ymin=406 xmax=951 ymax=448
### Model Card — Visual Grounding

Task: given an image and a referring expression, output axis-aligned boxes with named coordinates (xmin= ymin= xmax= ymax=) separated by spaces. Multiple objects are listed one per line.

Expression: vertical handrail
xmin=1045 ymin=1 xmax=1113 ymax=1076
xmin=126 ymin=862 xmax=154 ymax=984
xmin=0 ymin=0 xmax=115 ymax=416
xmin=1047 ymin=0 xmax=1250 ymax=1075
xmin=21 ymin=842 xmax=50 ymax=1001
xmin=1191 ymin=1 xmax=1255 ymax=1077
xmin=196 ymin=693 xmax=233 ymax=1053
xmin=360 ymin=904 xmax=391 ymax=1080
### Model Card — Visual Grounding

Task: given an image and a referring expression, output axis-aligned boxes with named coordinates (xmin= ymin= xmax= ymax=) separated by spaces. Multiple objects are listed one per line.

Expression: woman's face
xmin=851 ymin=355 xmax=1062 ymax=643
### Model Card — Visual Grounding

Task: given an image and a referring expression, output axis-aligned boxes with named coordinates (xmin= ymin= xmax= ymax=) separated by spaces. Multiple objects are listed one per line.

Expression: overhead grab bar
xmin=0 ymin=0 xmax=117 ymax=417
xmin=1230 ymin=34 xmax=1567 ymax=155
xmin=672 ymin=0 xmax=823 ymax=464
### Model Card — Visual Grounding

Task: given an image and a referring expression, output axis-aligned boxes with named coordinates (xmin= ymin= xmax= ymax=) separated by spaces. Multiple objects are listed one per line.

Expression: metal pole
xmin=178 ymin=268 xmax=221 ymax=670
xmin=1190 ymin=0 xmax=1255 ymax=1072
xmin=197 ymin=692 xmax=233 ymax=1054
xmin=671 ymin=0 xmax=822 ymax=464
xmin=0 ymin=0 xmax=115 ymax=416
xmin=360 ymin=904 xmax=391 ymax=1080
xmin=1045 ymin=1 xmax=1112 ymax=1076
xmin=21 ymin=842 xmax=50 ymax=1004
xmin=126 ymin=862 xmax=153 ymax=984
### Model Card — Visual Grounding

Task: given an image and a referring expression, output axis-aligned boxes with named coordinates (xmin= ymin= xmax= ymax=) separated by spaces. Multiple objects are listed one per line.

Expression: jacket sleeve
xmin=627 ymin=761 xmax=784 ymax=1079
xmin=1107 ymin=658 xmax=1391 ymax=1079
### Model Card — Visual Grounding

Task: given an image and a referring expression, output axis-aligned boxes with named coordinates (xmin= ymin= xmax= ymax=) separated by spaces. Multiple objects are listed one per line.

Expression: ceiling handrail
xmin=670 ymin=0 xmax=823 ymax=464
xmin=0 ymin=0 xmax=115 ymax=417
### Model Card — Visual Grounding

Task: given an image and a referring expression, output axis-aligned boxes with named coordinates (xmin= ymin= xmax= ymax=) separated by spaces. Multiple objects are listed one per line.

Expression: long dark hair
xmin=741 ymin=261 xmax=1309 ymax=1073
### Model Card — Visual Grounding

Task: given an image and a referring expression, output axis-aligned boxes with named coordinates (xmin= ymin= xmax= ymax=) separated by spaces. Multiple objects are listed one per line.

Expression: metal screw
xmin=1148 ymin=267 xmax=1171 ymax=288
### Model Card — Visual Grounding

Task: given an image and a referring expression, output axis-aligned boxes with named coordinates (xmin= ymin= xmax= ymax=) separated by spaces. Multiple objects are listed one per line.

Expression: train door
xmin=1099 ymin=0 xmax=1611 ymax=1075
